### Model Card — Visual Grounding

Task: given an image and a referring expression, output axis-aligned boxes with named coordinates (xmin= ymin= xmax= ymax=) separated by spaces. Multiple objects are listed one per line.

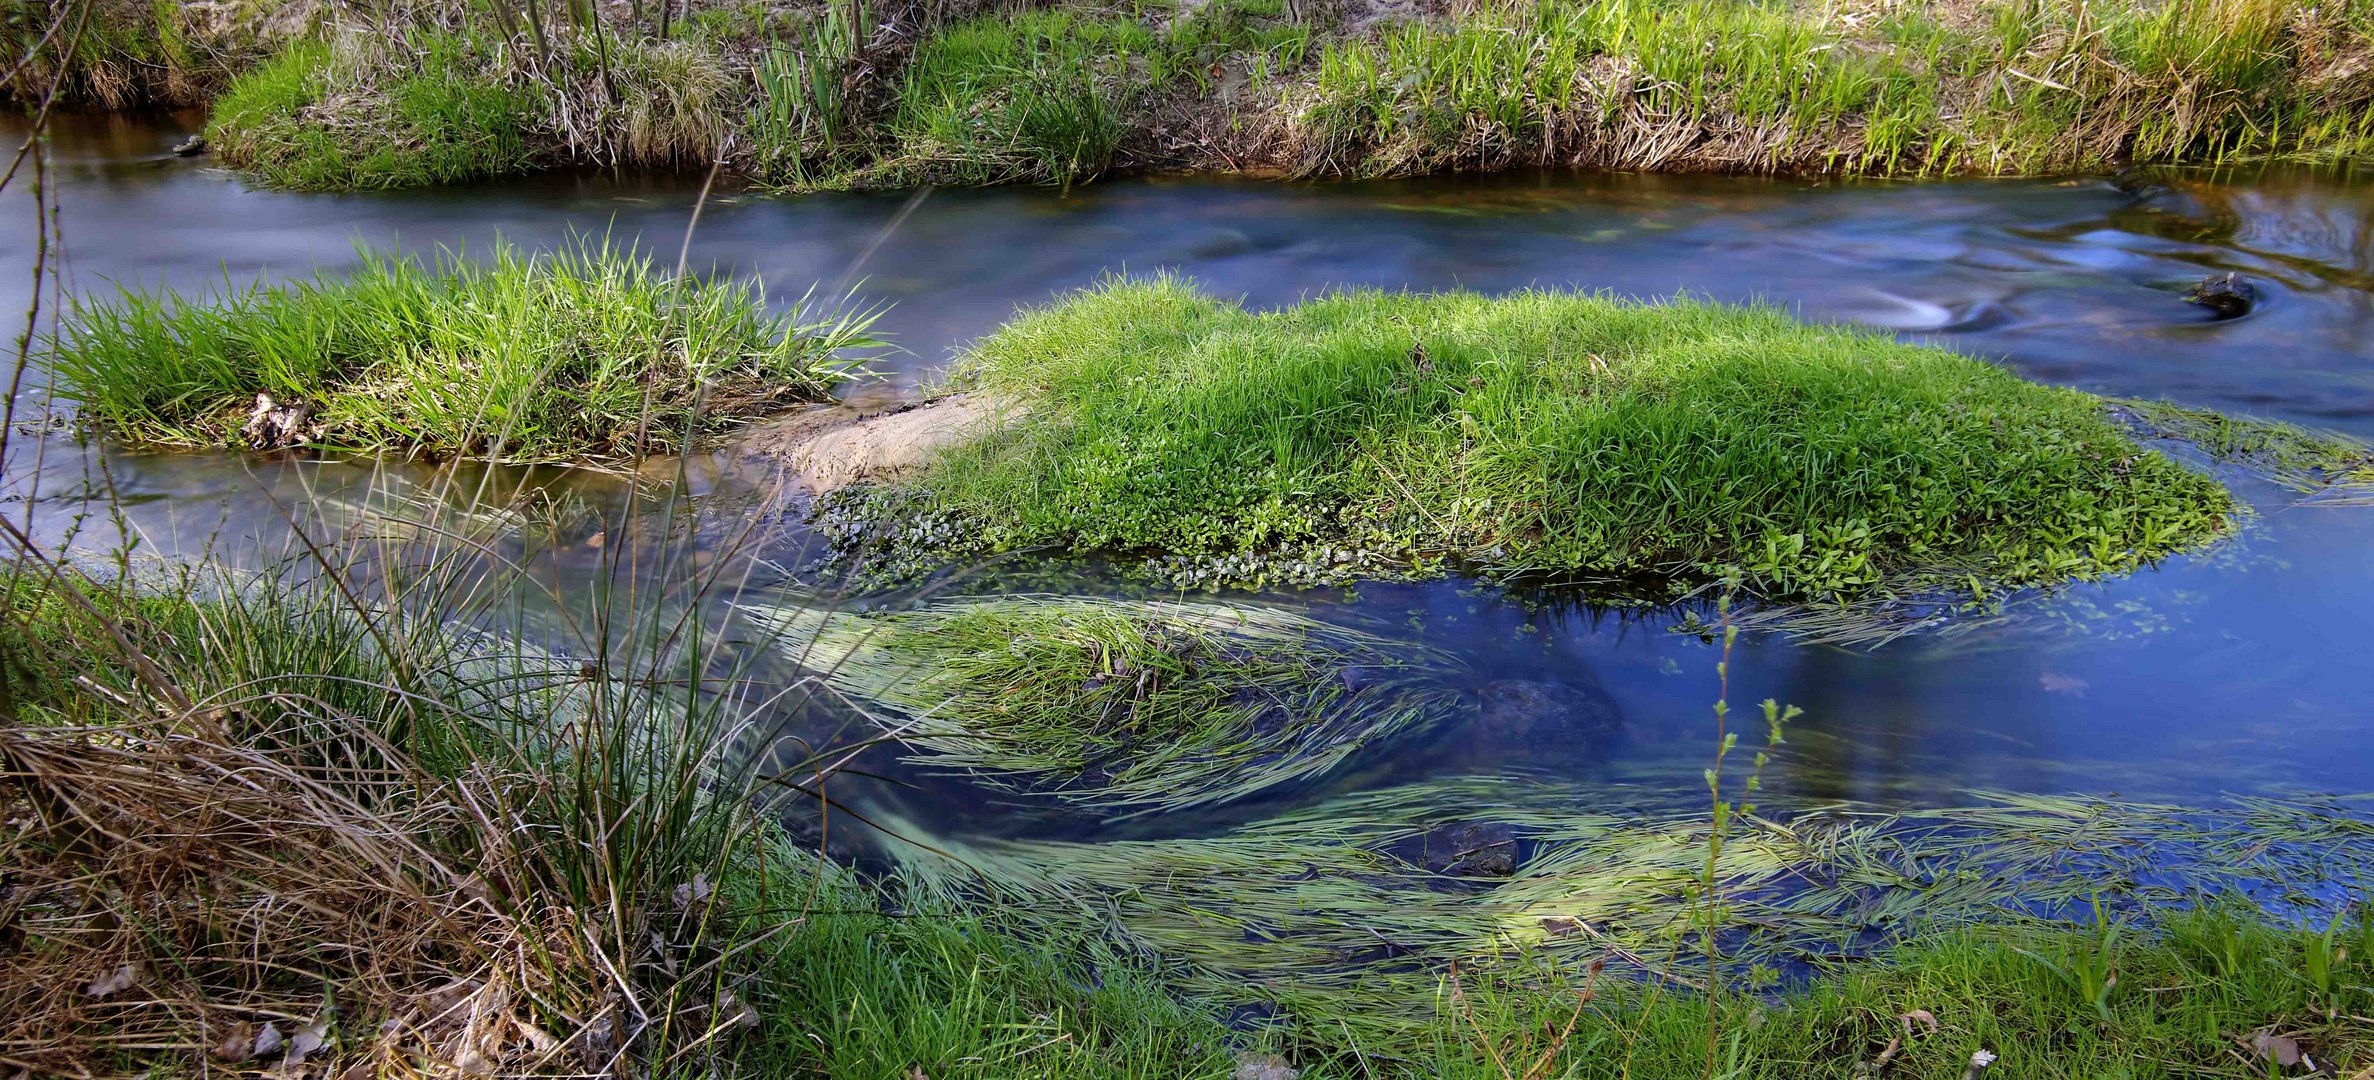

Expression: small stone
xmin=2186 ymin=273 xmax=2257 ymax=319
xmin=1395 ymin=821 xmax=1519 ymax=878
xmin=1232 ymin=1050 xmax=1297 ymax=1080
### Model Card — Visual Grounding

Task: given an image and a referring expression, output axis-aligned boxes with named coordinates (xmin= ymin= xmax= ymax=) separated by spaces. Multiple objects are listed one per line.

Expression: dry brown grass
xmin=0 ymin=573 xmax=798 ymax=1079
xmin=0 ymin=702 xmax=777 ymax=1078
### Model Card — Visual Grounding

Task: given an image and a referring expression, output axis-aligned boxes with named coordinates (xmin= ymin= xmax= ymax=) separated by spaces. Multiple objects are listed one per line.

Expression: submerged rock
xmin=2187 ymin=273 xmax=2258 ymax=319
xmin=1474 ymin=678 xmax=1622 ymax=746
xmin=1232 ymin=1051 xmax=1298 ymax=1080
xmin=1394 ymin=821 xmax=1519 ymax=878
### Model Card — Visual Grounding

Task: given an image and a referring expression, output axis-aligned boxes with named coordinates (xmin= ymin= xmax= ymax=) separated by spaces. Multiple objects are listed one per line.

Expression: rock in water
xmin=2187 ymin=273 xmax=2257 ymax=319
xmin=1475 ymin=678 xmax=1622 ymax=745
xmin=1395 ymin=821 xmax=1519 ymax=878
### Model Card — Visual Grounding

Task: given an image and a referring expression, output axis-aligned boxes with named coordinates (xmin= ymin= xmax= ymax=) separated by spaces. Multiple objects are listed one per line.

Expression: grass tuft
xmin=48 ymin=238 xmax=882 ymax=462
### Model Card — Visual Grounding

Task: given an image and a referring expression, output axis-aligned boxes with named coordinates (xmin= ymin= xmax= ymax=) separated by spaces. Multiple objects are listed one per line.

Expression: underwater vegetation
xmin=895 ymin=777 xmax=2374 ymax=1052
xmin=739 ymin=594 xmax=1471 ymax=813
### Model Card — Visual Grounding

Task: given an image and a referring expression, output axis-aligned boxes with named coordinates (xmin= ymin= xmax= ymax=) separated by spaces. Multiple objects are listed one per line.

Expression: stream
xmin=8 ymin=108 xmax=2374 ymax=860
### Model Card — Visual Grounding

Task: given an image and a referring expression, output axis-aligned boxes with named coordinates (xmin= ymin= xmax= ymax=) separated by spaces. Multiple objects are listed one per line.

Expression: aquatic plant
xmin=856 ymin=275 xmax=2237 ymax=602
xmin=738 ymin=594 xmax=1470 ymax=812
xmin=2116 ymin=398 xmax=2374 ymax=504
xmin=895 ymin=776 xmax=2374 ymax=1053
xmin=48 ymin=238 xmax=882 ymax=462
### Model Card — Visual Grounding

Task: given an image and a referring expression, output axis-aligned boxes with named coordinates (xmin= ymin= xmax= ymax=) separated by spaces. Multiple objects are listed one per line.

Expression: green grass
xmin=731 ymin=882 xmax=2374 ymax=1078
xmin=859 ymin=276 xmax=2236 ymax=601
xmin=737 ymin=594 xmax=1469 ymax=812
xmin=206 ymin=27 xmax=539 ymax=190
xmin=1298 ymin=0 xmax=2374 ymax=177
xmin=879 ymin=11 xmax=1157 ymax=186
xmin=39 ymin=0 xmax=2374 ymax=188
xmin=48 ymin=239 xmax=881 ymax=462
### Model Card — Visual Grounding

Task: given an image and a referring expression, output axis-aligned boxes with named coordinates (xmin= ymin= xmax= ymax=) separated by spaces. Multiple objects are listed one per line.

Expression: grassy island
xmin=48 ymin=241 xmax=879 ymax=462
xmin=843 ymin=276 xmax=2238 ymax=600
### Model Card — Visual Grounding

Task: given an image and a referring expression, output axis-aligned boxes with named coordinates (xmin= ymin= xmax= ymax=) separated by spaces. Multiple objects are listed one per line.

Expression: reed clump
xmin=843 ymin=276 xmax=2238 ymax=601
xmin=47 ymin=239 xmax=881 ymax=462
xmin=0 ymin=563 xmax=750 ymax=1076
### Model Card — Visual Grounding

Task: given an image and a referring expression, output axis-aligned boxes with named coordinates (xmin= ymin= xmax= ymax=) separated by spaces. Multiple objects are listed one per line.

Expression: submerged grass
xmin=2117 ymin=397 xmax=2374 ymax=502
xmin=894 ymin=776 xmax=2374 ymax=1065
xmin=738 ymin=594 xmax=1470 ymax=812
xmin=48 ymin=239 xmax=880 ymax=462
xmin=854 ymin=276 xmax=2236 ymax=601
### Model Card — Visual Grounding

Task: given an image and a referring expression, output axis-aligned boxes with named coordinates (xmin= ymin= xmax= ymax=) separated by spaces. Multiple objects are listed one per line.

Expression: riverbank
xmin=7 ymin=550 xmax=2374 ymax=1078
xmin=13 ymin=0 xmax=2372 ymax=191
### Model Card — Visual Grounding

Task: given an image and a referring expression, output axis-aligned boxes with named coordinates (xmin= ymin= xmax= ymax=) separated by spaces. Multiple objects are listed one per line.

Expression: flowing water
xmin=9 ymin=109 xmax=2374 ymax=859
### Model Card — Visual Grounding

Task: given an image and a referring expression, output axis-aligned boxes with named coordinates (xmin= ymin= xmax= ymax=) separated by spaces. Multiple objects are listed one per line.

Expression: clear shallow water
xmin=7 ymin=110 xmax=2374 ymax=852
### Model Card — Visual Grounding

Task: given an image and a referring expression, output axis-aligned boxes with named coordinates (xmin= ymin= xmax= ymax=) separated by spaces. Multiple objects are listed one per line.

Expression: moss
xmin=46 ymin=239 xmax=880 ymax=462
xmin=844 ymin=276 xmax=2236 ymax=601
